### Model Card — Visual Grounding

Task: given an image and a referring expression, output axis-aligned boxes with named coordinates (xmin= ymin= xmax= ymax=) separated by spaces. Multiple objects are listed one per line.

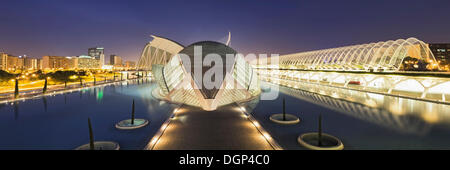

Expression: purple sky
xmin=1 ymin=0 xmax=449 ymax=61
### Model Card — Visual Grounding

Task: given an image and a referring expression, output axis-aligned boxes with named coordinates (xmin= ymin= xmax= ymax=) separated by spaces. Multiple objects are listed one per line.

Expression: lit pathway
xmin=152 ymin=104 xmax=274 ymax=150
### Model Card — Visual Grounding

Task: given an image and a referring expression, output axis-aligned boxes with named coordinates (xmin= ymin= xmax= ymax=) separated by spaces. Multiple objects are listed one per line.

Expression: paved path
xmin=153 ymin=104 xmax=274 ymax=150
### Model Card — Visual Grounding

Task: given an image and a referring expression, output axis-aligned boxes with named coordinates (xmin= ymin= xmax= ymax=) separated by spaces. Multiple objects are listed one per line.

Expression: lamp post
xmin=318 ymin=114 xmax=322 ymax=146
xmin=88 ymin=118 xmax=95 ymax=150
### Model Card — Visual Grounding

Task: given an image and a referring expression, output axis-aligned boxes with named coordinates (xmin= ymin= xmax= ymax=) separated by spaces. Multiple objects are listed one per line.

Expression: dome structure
xmin=179 ymin=41 xmax=237 ymax=99
xmin=152 ymin=41 xmax=260 ymax=111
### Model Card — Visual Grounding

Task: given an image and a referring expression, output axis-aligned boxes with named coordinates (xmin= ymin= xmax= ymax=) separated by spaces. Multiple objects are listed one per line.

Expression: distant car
xmin=348 ymin=81 xmax=361 ymax=85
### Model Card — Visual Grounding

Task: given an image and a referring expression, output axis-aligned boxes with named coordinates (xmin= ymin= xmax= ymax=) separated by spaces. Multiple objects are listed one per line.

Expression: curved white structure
xmin=153 ymin=41 xmax=260 ymax=111
xmin=253 ymin=37 xmax=449 ymax=103
xmin=137 ymin=35 xmax=184 ymax=70
xmin=255 ymin=37 xmax=439 ymax=72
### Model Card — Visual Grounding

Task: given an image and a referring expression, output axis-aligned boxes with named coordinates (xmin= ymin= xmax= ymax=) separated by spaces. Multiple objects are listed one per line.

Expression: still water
xmin=1 ymin=77 xmax=449 ymax=150
xmin=0 ymin=78 xmax=176 ymax=150
xmin=246 ymin=81 xmax=450 ymax=149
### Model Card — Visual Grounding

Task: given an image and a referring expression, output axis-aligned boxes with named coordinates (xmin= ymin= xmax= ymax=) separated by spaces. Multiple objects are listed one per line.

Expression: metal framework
xmin=258 ymin=69 xmax=450 ymax=103
xmin=255 ymin=37 xmax=439 ymax=72
xmin=152 ymin=42 xmax=260 ymax=111
xmin=137 ymin=35 xmax=184 ymax=70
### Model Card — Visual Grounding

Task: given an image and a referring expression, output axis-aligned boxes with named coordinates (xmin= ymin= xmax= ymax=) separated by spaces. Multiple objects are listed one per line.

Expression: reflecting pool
xmin=246 ymin=81 xmax=450 ymax=149
xmin=0 ymin=78 xmax=176 ymax=150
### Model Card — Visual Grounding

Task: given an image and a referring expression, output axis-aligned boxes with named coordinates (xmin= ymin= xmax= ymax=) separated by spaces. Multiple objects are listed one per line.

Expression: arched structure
xmin=254 ymin=37 xmax=439 ymax=72
xmin=253 ymin=37 xmax=449 ymax=104
xmin=152 ymin=41 xmax=260 ymax=111
xmin=137 ymin=35 xmax=184 ymax=71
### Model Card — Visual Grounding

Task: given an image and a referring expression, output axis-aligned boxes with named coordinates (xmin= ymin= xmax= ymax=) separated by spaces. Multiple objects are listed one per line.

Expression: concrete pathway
xmin=153 ymin=104 xmax=274 ymax=150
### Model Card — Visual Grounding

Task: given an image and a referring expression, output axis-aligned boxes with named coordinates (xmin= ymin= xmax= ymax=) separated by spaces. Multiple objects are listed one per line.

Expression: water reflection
xmin=42 ymin=97 xmax=47 ymax=112
xmin=242 ymin=97 xmax=260 ymax=114
xmin=14 ymin=101 xmax=19 ymax=120
xmin=96 ymin=87 xmax=104 ymax=102
xmin=264 ymin=82 xmax=450 ymax=135
xmin=0 ymin=77 xmax=175 ymax=149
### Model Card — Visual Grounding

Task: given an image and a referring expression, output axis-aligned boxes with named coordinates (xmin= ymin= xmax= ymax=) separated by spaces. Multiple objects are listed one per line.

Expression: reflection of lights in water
xmin=389 ymin=99 xmax=405 ymax=115
xmin=275 ymin=79 xmax=450 ymax=135
xmin=96 ymin=89 xmax=103 ymax=101
xmin=421 ymin=103 xmax=439 ymax=123
xmin=422 ymin=112 xmax=439 ymax=123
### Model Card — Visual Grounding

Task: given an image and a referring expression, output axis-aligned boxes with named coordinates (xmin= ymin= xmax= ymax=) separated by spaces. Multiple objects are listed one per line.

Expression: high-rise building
xmin=110 ymin=54 xmax=122 ymax=66
xmin=77 ymin=55 xmax=100 ymax=69
xmin=109 ymin=54 xmax=115 ymax=65
xmin=429 ymin=43 xmax=450 ymax=71
xmin=24 ymin=57 xmax=39 ymax=70
xmin=0 ymin=52 xmax=7 ymax=70
xmin=6 ymin=55 xmax=19 ymax=71
xmin=88 ymin=47 xmax=105 ymax=67
xmin=66 ymin=56 xmax=78 ymax=69
xmin=42 ymin=56 xmax=73 ymax=70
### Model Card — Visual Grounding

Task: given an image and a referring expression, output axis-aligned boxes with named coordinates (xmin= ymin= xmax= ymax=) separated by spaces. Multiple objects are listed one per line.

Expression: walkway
xmin=152 ymin=104 xmax=274 ymax=150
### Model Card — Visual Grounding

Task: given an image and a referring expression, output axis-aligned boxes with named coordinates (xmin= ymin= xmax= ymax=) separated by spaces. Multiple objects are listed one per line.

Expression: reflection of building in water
xmin=267 ymin=82 xmax=450 ymax=135
xmin=113 ymin=78 xmax=175 ymax=113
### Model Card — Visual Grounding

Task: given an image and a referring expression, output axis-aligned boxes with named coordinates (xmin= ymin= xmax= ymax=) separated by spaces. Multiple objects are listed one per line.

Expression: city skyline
xmin=1 ymin=0 xmax=450 ymax=61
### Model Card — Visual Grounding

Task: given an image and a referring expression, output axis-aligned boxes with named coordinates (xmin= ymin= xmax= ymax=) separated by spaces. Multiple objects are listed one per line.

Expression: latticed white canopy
xmin=137 ymin=35 xmax=184 ymax=70
xmin=255 ymin=37 xmax=438 ymax=72
xmin=153 ymin=41 xmax=260 ymax=111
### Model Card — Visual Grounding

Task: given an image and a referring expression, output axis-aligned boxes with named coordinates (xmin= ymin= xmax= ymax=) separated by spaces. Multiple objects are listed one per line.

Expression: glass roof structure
xmin=254 ymin=37 xmax=439 ymax=72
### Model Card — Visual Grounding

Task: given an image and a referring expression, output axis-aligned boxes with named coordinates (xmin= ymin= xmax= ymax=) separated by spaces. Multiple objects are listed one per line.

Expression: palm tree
xmin=14 ymin=78 xmax=19 ymax=98
xmin=43 ymin=77 xmax=48 ymax=93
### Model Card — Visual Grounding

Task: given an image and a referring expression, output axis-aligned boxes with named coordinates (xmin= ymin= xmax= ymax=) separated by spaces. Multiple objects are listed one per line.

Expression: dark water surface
xmin=0 ymin=78 xmax=176 ymax=150
xmin=247 ymin=82 xmax=450 ymax=150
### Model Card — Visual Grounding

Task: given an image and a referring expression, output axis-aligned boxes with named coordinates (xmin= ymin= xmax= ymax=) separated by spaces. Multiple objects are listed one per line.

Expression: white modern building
xmin=144 ymin=38 xmax=260 ymax=111
xmin=137 ymin=35 xmax=184 ymax=71
xmin=252 ymin=37 xmax=450 ymax=103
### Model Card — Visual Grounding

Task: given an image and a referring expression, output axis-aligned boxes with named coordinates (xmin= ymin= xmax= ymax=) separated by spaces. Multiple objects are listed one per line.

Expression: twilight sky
xmin=0 ymin=0 xmax=449 ymax=61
